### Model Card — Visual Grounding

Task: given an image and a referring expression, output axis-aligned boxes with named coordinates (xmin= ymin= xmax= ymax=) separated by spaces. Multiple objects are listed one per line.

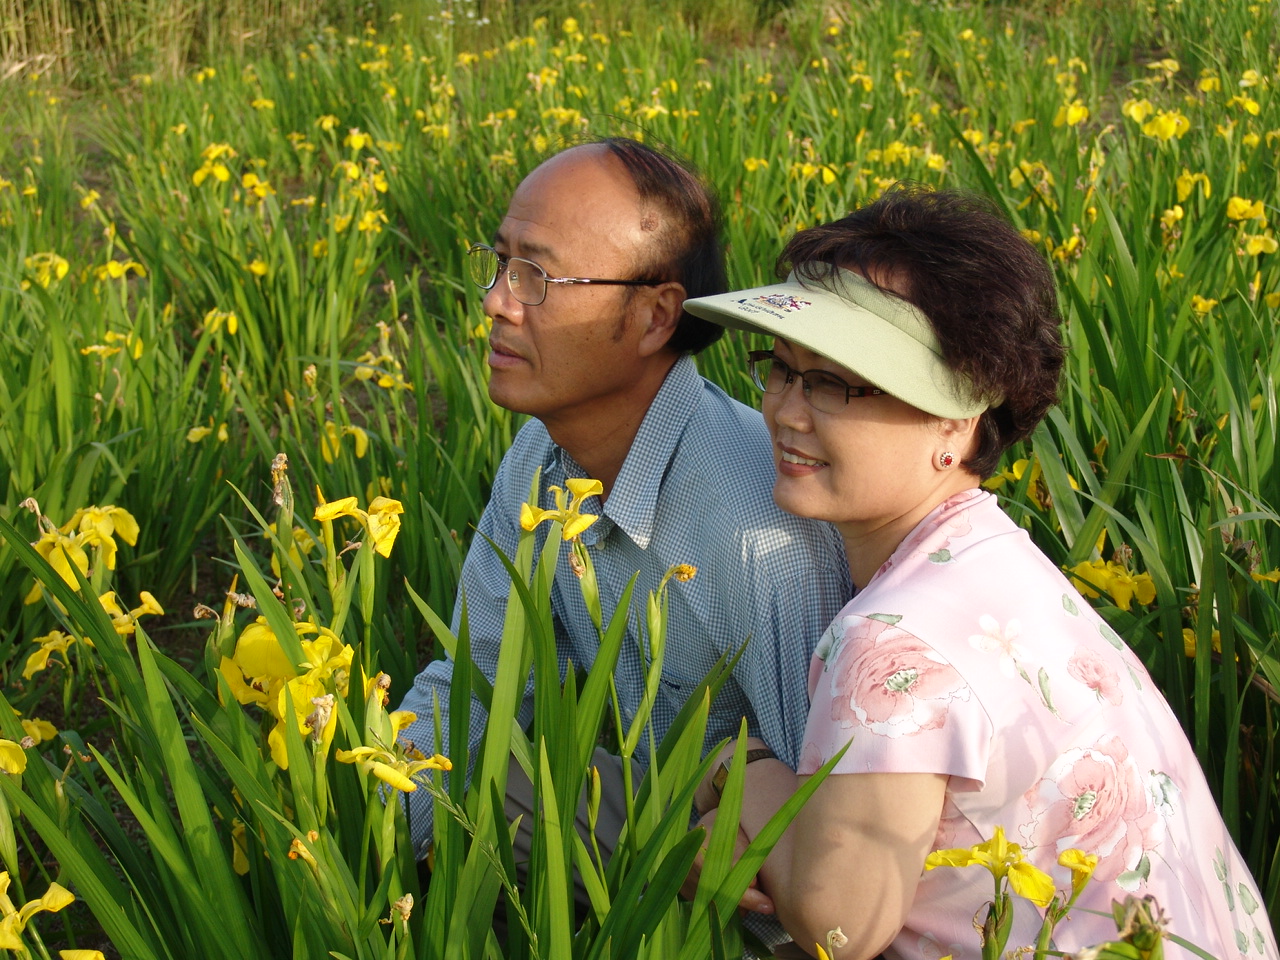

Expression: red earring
xmin=938 ymin=451 xmax=956 ymax=469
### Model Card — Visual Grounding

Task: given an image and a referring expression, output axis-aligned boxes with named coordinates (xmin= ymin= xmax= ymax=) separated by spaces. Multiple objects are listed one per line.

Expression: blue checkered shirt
xmin=397 ymin=354 xmax=851 ymax=854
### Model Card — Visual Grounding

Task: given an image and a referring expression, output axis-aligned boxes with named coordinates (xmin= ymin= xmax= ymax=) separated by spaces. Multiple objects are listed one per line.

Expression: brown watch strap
xmin=711 ymin=747 xmax=776 ymax=797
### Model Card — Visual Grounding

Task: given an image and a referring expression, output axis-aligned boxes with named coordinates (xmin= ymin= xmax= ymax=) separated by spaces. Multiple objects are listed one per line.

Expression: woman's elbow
xmin=776 ymin=882 xmax=903 ymax=960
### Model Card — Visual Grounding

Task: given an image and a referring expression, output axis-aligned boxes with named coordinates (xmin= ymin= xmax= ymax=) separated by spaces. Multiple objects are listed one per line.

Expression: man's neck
xmin=542 ymin=354 xmax=679 ymax=500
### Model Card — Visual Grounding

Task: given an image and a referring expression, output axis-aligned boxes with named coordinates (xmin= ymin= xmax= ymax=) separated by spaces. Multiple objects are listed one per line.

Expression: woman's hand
xmin=679 ymin=807 xmax=777 ymax=914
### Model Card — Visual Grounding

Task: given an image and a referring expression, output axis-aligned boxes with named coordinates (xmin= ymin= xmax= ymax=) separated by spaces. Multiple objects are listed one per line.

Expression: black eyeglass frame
xmin=747 ymin=349 xmax=887 ymax=409
xmin=468 ymin=243 xmax=664 ymax=306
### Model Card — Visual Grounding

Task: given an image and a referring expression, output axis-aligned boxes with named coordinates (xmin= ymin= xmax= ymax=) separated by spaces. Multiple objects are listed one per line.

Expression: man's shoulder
xmin=666 ymin=379 xmax=835 ymax=544
xmin=679 ymin=378 xmax=772 ymax=454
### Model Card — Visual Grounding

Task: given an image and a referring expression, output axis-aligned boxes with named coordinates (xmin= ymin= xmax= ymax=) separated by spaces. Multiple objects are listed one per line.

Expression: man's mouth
xmin=489 ymin=340 xmax=523 ymax=360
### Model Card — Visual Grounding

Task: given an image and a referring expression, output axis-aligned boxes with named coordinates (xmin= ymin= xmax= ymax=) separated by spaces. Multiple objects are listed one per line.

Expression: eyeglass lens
xmin=749 ymin=352 xmax=876 ymax=412
xmin=468 ymin=245 xmax=548 ymax=305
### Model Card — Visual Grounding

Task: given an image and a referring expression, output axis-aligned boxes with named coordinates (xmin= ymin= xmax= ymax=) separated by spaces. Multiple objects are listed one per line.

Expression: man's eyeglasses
xmin=747 ymin=350 xmax=886 ymax=414
xmin=468 ymin=243 xmax=664 ymax=307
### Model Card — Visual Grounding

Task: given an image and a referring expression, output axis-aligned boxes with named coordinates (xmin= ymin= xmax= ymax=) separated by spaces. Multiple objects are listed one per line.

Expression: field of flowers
xmin=1 ymin=0 xmax=1278 ymax=954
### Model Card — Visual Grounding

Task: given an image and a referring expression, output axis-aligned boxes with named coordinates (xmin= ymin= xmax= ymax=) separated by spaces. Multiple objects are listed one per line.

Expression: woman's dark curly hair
xmin=778 ymin=183 xmax=1065 ymax=478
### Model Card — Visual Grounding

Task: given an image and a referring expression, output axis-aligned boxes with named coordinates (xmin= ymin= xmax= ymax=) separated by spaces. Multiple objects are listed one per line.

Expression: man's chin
xmin=486 ymin=378 xmax=537 ymax=417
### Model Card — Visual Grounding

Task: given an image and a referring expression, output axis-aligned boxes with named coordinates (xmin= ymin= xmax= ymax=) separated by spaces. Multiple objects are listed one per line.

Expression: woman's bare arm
xmin=736 ymin=763 xmax=947 ymax=959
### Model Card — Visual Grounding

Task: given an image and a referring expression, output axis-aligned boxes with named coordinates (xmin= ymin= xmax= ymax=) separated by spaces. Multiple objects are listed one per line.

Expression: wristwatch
xmin=710 ymin=747 xmax=776 ymax=798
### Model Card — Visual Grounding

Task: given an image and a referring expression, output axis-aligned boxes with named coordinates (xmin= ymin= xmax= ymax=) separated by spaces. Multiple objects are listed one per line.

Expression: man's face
xmin=483 ymin=145 xmax=665 ymax=432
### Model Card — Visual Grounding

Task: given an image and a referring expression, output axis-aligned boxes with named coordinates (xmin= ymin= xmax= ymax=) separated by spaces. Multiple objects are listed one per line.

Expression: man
xmin=396 ymin=137 xmax=849 ymax=921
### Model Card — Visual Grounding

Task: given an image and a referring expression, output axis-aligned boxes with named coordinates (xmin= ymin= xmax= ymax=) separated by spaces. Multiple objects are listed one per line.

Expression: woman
xmin=680 ymin=187 xmax=1276 ymax=960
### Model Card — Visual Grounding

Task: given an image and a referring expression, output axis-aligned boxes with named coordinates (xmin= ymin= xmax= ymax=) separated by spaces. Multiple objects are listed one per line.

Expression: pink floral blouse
xmin=798 ymin=489 xmax=1276 ymax=960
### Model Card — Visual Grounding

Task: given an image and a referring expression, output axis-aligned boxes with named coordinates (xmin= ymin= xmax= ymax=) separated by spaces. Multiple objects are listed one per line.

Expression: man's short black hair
xmin=598 ymin=137 xmax=727 ymax=354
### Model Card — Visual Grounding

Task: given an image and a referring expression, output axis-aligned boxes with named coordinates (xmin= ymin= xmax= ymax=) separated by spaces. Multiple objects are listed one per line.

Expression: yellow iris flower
xmin=1190 ymin=294 xmax=1218 ymax=314
xmin=60 ymin=505 xmax=139 ymax=570
xmin=925 ymin=825 xmax=1056 ymax=908
xmin=19 ymin=716 xmax=57 ymax=745
xmin=0 ymin=873 xmax=76 ymax=949
xmin=24 ymin=531 xmax=89 ymax=604
xmin=97 ymin=590 xmax=165 ymax=635
xmin=1066 ymin=558 xmax=1157 ymax=611
xmin=23 ymin=629 xmax=78 ymax=679
xmin=1141 ymin=110 xmax=1190 ymax=141
xmin=313 ymin=488 xmax=404 ymax=557
xmin=1227 ymin=196 xmax=1265 ymax=221
xmin=22 ymin=252 xmax=70 ymax=289
xmin=334 ymin=745 xmax=451 ymax=792
xmin=1058 ymin=847 xmax=1099 ymax=899
xmin=520 ymin=478 xmax=603 ymax=541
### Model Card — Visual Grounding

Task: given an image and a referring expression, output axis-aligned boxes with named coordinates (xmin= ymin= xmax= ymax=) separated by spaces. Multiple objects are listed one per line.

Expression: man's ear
xmin=635 ymin=281 xmax=686 ymax=357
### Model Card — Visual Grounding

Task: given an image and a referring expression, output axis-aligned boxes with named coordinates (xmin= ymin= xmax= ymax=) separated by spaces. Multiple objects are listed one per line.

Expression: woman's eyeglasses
xmin=747 ymin=350 xmax=886 ymax=413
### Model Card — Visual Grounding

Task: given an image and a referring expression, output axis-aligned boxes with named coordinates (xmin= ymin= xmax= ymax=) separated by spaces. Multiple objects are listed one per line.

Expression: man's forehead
xmin=492 ymin=149 xmax=648 ymax=264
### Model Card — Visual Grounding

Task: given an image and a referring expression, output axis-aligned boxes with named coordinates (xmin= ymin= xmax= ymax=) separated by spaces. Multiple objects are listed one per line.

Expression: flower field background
xmin=1 ymin=0 xmax=1278 ymax=953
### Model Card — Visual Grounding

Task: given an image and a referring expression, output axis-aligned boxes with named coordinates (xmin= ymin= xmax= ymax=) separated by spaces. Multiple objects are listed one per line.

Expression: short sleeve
xmin=799 ymin=613 xmax=994 ymax=784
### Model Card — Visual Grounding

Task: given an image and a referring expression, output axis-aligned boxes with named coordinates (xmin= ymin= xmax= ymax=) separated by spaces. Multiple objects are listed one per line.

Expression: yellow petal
xmin=110 ymin=507 xmax=140 ymax=545
xmin=1008 ymin=860 xmax=1056 ymax=908
xmin=561 ymin=512 xmax=598 ymax=540
xmin=218 ymin=656 xmax=272 ymax=708
xmin=346 ymin=425 xmax=369 ymax=458
xmin=97 ymin=591 xmax=125 ymax=618
xmin=389 ymin=710 xmax=417 ymax=734
xmin=135 ymin=591 xmax=165 ymax=617
xmin=32 ymin=882 xmax=76 ymax=914
xmin=268 ymin=721 xmax=290 ymax=769
xmin=565 ymin=478 xmax=603 ymax=500
xmin=234 ymin=619 xmax=298 ymax=679
xmin=314 ymin=496 xmax=361 ymax=522
xmin=924 ymin=847 xmax=980 ymax=870
xmin=520 ymin=502 xmax=556 ymax=532
xmin=366 ymin=511 xmax=401 ymax=558
xmin=336 ymin=746 xmax=382 ymax=763
xmin=367 ymin=496 xmax=404 ymax=517
xmin=0 ymin=739 xmax=28 ymax=774
xmin=370 ymin=761 xmax=417 ymax=792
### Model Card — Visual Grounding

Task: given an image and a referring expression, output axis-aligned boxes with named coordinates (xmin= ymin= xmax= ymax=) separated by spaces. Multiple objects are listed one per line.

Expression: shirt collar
xmin=557 ymin=354 xmax=702 ymax=550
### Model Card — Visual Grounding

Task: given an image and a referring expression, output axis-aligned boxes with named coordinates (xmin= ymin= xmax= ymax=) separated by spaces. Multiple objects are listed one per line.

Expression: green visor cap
xmin=683 ymin=266 xmax=993 ymax=419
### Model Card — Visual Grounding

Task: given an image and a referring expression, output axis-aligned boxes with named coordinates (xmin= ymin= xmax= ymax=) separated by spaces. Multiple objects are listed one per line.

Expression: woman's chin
xmin=772 ymin=482 xmax=827 ymax=522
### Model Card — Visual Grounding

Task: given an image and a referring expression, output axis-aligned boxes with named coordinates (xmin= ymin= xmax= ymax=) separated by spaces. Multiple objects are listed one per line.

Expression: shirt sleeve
xmin=799 ymin=613 xmax=993 ymax=784
xmin=395 ymin=446 xmax=540 ymax=856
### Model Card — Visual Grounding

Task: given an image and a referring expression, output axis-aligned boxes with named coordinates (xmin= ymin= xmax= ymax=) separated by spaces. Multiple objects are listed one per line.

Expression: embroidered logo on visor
xmin=745 ymin=293 xmax=811 ymax=312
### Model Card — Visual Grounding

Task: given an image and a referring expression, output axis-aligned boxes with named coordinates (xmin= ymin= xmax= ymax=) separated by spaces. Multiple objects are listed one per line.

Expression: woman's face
xmin=761 ymin=337 xmax=976 ymax=546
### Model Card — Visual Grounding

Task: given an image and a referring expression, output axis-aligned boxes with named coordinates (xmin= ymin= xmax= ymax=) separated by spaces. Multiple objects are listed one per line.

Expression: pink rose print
xmin=1024 ymin=736 xmax=1162 ymax=888
xmin=1067 ymin=647 xmax=1123 ymax=705
xmin=968 ymin=614 xmax=1028 ymax=678
xmin=828 ymin=618 xmax=971 ymax=738
xmin=798 ymin=739 xmax=825 ymax=775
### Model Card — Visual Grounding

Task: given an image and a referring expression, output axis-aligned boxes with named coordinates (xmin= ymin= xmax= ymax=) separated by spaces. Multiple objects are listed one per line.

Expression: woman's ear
xmin=935 ymin=415 xmax=982 ymax=466
xmin=636 ymin=281 xmax=686 ymax=357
